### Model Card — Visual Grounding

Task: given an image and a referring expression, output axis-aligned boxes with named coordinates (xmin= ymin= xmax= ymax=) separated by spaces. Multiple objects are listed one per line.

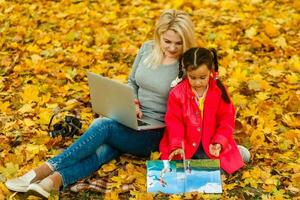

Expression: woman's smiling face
xmin=160 ymin=30 xmax=183 ymax=60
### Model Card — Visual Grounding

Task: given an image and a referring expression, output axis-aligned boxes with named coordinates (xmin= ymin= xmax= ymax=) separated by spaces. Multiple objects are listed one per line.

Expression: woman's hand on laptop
xmin=135 ymin=104 xmax=143 ymax=119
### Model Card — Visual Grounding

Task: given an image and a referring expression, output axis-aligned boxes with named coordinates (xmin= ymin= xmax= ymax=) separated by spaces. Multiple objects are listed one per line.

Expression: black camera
xmin=48 ymin=115 xmax=82 ymax=138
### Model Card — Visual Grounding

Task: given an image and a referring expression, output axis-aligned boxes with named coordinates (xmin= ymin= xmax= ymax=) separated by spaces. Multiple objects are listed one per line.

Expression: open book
xmin=146 ymin=159 xmax=222 ymax=194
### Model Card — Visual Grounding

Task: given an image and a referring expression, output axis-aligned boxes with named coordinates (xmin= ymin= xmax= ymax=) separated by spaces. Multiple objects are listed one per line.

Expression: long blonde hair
xmin=145 ymin=9 xmax=196 ymax=68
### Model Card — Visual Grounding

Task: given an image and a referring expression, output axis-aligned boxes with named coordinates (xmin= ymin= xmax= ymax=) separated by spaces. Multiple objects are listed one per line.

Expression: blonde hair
xmin=145 ymin=9 xmax=196 ymax=68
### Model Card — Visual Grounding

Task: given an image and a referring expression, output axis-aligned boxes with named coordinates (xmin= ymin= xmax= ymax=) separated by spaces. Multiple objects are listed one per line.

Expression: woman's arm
xmin=127 ymin=43 xmax=147 ymax=99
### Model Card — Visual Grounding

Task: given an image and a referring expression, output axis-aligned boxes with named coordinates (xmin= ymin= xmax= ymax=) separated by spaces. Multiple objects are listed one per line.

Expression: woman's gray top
xmin=128 ymin=41 xmax=179 ymax=122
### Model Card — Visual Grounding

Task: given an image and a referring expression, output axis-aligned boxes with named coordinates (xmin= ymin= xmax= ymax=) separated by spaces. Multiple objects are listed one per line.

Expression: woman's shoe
xmin=238 ymin=145 xmax=251 ymax=163
xmin=27 ymin=176 xmax=58 ymax=198
xmin=27 ymin=183 xmax=50 ymax=198
xmin=5 ymin=170 xmax=37 ymax=192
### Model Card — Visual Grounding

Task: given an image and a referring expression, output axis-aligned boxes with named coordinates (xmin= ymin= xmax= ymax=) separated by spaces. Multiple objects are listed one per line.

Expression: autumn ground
xmin=0 ymin=0 xmax=299 ymax=199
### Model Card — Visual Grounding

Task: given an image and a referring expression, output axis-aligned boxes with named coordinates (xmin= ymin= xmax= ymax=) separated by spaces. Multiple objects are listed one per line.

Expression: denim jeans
xmin=47 ymin=118 xmax=164 ymax=187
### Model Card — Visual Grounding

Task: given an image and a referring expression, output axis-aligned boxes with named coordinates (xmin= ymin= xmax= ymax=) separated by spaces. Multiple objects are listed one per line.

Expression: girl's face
xmin=186 ymin=64 xmax=211 ymax=92
xmin=160 ymin=30 xmax=183 ymax=59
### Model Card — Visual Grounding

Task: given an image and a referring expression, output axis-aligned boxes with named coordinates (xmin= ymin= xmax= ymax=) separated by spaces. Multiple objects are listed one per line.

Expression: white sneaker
xmin=27 ymin=177 xmax=57 ymax=198
xmin=238 ymin=145 xmax=251 ymax=163
xmin=27 ymin=183 xmax=50 ymax=198
xmin=5 ymin=170 xmax=36 ymax=192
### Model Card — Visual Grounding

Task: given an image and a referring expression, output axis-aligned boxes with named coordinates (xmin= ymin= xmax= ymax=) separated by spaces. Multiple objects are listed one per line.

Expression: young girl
xmin=159 ymin=47 xmax=250 ymax=174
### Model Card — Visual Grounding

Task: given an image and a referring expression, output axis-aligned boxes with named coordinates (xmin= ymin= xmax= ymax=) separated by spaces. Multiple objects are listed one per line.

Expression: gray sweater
xmin=128 ymin=41 xmax=179 ymax=122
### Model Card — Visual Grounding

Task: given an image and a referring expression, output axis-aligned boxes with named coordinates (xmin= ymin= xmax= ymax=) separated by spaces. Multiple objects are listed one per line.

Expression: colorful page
xmin=146 ymin=159 xmax=222 ymax=194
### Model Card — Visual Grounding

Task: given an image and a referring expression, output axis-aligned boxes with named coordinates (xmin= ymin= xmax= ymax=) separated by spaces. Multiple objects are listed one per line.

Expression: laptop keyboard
xmin=137 ymin=119 xmax=150 ymax=126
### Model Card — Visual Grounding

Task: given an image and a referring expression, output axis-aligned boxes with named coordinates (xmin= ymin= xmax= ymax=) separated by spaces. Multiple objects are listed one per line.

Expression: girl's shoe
xmin=5 ymin=170 xmax=37 ymax=192
xmin=238 ymin=145 xmax=251 ymax=163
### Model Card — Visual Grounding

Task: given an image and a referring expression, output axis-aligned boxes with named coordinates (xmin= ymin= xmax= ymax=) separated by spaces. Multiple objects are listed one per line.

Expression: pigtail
xmin=170 ymin=56 xmax=184 ymax=88
xmin=178 ymin=56 xmax=184 ymax=79
xmin=210 ymin=48 xmax=231 ymax=104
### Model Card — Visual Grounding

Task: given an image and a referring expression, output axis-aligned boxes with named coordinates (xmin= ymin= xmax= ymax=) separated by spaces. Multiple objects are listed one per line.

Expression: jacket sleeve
xmin=127 ymin=42 xmax=147 ymax=99
xmin=211 ymin=98 xmax=235 ymax=151
xmin=165 ymin=90 xmax=185 ymax=151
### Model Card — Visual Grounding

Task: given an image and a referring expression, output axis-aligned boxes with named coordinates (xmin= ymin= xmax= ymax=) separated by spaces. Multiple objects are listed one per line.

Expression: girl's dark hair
xmin=178 ymin=47 xmax=230 ymax=103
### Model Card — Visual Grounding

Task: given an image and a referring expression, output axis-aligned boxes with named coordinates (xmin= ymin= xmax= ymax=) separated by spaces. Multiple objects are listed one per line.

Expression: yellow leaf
xmin=169 ymin=194 xmax=182 ymax=200
xmin=8 ymin=193 xmax=19 ymax=200
xmin=264 ymin=177 xmax=279 ymax=185
xmin=282 ymin=113 xmax=300 ymax=128
xmin=288 ymin=55 xmax=300 ymax=73
xmin=273 ymin=36 xmax=287 ymax=48
xmin=22 ymin=85 xmax=40 ymax=103
xmin=150 ymin=151 xmax=161 ymax=160
xmin=256 ymin=92 xmax=270 ymax=101
xmin=171 ymin=0 xmax=184 ymax=9
xmin=104 ymin=192 xmax=119 ymax=200
xmin=264 ymin=22 xmax=280 ymax=38
xmin=248 ymin=80 xmax=261 ymax=91
xmin=286 ymin=73 xmax=299 ymax=84
xmin=268 ymin=68 xmax=283 ymax=77
xmin=100 ymin=160 xmax=117 ymax=173
xmin=65 ymin=99 xmax=80 ymax=110
xmin=291 ymin=172 xmax=300 ymax=188
xmin=26 ymin=44 xmax=41 ymax=53
xmin=287 ymin=185 xmax=300 ymax=194
xmin=245 ymin=26 xmax=257 ymax=38
xmin=40 ymin=93 xmax=51 ymax=104
xmin=31 ymin=54 xmax=42 ymax=63
xmin=283 ymin=130 xmax=300 ymax=141
xmin=0 ymin=162 xmax=19 ymax=178
xmin=0 ymin=101 xmax=10 ymax=113
xmin=27 ymin=195 xmax=44 ymax=200
xmin=18 ymin=103 xmax=34 ymax=113
xmin=0 ymin=182 xmax=11 ymax=196
xmin=113 ymin=74 xmax=127 ymax=83
xmin=37 ymin=108 xmax=52 ymax=125
xmin=250 ymin=129 xmax=265 ymax=147
xmin=24 ymin=118 xmax=35 ymax=127
xmin=225 ymin=183 xmax=237 ymax=190
xmin=130 ymin=192 xmax=153 ymax=200
xmin=36 ymin=36 xmax=51 ymax=45
xmin=231 ymin=93 xmax=248 ymax=107
xmin=26 ymin=144 xmax=48 ymax=155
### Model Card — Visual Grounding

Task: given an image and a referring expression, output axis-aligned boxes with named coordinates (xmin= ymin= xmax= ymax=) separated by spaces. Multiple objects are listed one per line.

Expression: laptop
xmin=87 ymin=72 xmax=165 ymax=130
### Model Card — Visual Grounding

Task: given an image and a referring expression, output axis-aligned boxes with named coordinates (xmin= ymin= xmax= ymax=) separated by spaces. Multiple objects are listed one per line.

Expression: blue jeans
xmin=47 ymin=118 xmax=164 ymax=187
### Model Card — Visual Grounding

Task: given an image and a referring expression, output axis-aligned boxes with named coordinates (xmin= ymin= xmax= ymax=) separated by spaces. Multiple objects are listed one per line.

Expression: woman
xmin=5 ymin=9 xmax=196 ymax=198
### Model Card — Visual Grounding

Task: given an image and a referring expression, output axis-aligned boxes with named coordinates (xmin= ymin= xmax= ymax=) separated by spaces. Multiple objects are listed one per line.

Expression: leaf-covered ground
xmin=0 ymin=0 xmax=299 ymax=199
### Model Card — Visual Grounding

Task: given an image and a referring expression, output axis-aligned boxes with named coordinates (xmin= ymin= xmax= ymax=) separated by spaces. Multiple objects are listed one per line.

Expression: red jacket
xmin=159 ymin=78 xmax=244 ymax=174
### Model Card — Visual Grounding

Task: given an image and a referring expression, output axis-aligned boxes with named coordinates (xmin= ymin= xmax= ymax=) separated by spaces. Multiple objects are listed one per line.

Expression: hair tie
xmin=170 ymin=76 xmax=182 ymax=87
xmin=193 ymin=48 xmax=199 ymax=67
xmin=213 ymin=72 xmax=219 ymax=80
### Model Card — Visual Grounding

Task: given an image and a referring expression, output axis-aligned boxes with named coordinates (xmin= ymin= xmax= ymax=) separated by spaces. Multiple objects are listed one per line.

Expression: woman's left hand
xmin=209 ymin=143 xmax=222 ymax=157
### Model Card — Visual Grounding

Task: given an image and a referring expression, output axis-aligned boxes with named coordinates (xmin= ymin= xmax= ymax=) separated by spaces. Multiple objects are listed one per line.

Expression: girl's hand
xmin=209 ymin=144 xmax=222 ymax=157
xmin=168 ymin=148 xmax=184 ymax=160
xmin=135 ymin=104 xmax=143 ymax=119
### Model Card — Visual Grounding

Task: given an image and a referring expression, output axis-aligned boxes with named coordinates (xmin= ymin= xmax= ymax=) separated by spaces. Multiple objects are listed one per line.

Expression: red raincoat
xmin=159 ymin=78 xmax=244 ymax=174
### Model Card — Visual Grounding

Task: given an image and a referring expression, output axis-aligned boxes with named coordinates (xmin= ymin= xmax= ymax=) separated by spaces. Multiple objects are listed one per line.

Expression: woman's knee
xmin=95 ymin=144 xmax=120 ymax=164
xmin=90 ymin=117 xmax=115 ymax=129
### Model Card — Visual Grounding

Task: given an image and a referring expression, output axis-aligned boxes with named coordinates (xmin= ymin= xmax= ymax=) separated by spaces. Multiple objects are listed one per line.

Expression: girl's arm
xmin=165 ymin=91 xmax=185 ymax=152
xmin=211 ymin=98 xmax=235 ymax=151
